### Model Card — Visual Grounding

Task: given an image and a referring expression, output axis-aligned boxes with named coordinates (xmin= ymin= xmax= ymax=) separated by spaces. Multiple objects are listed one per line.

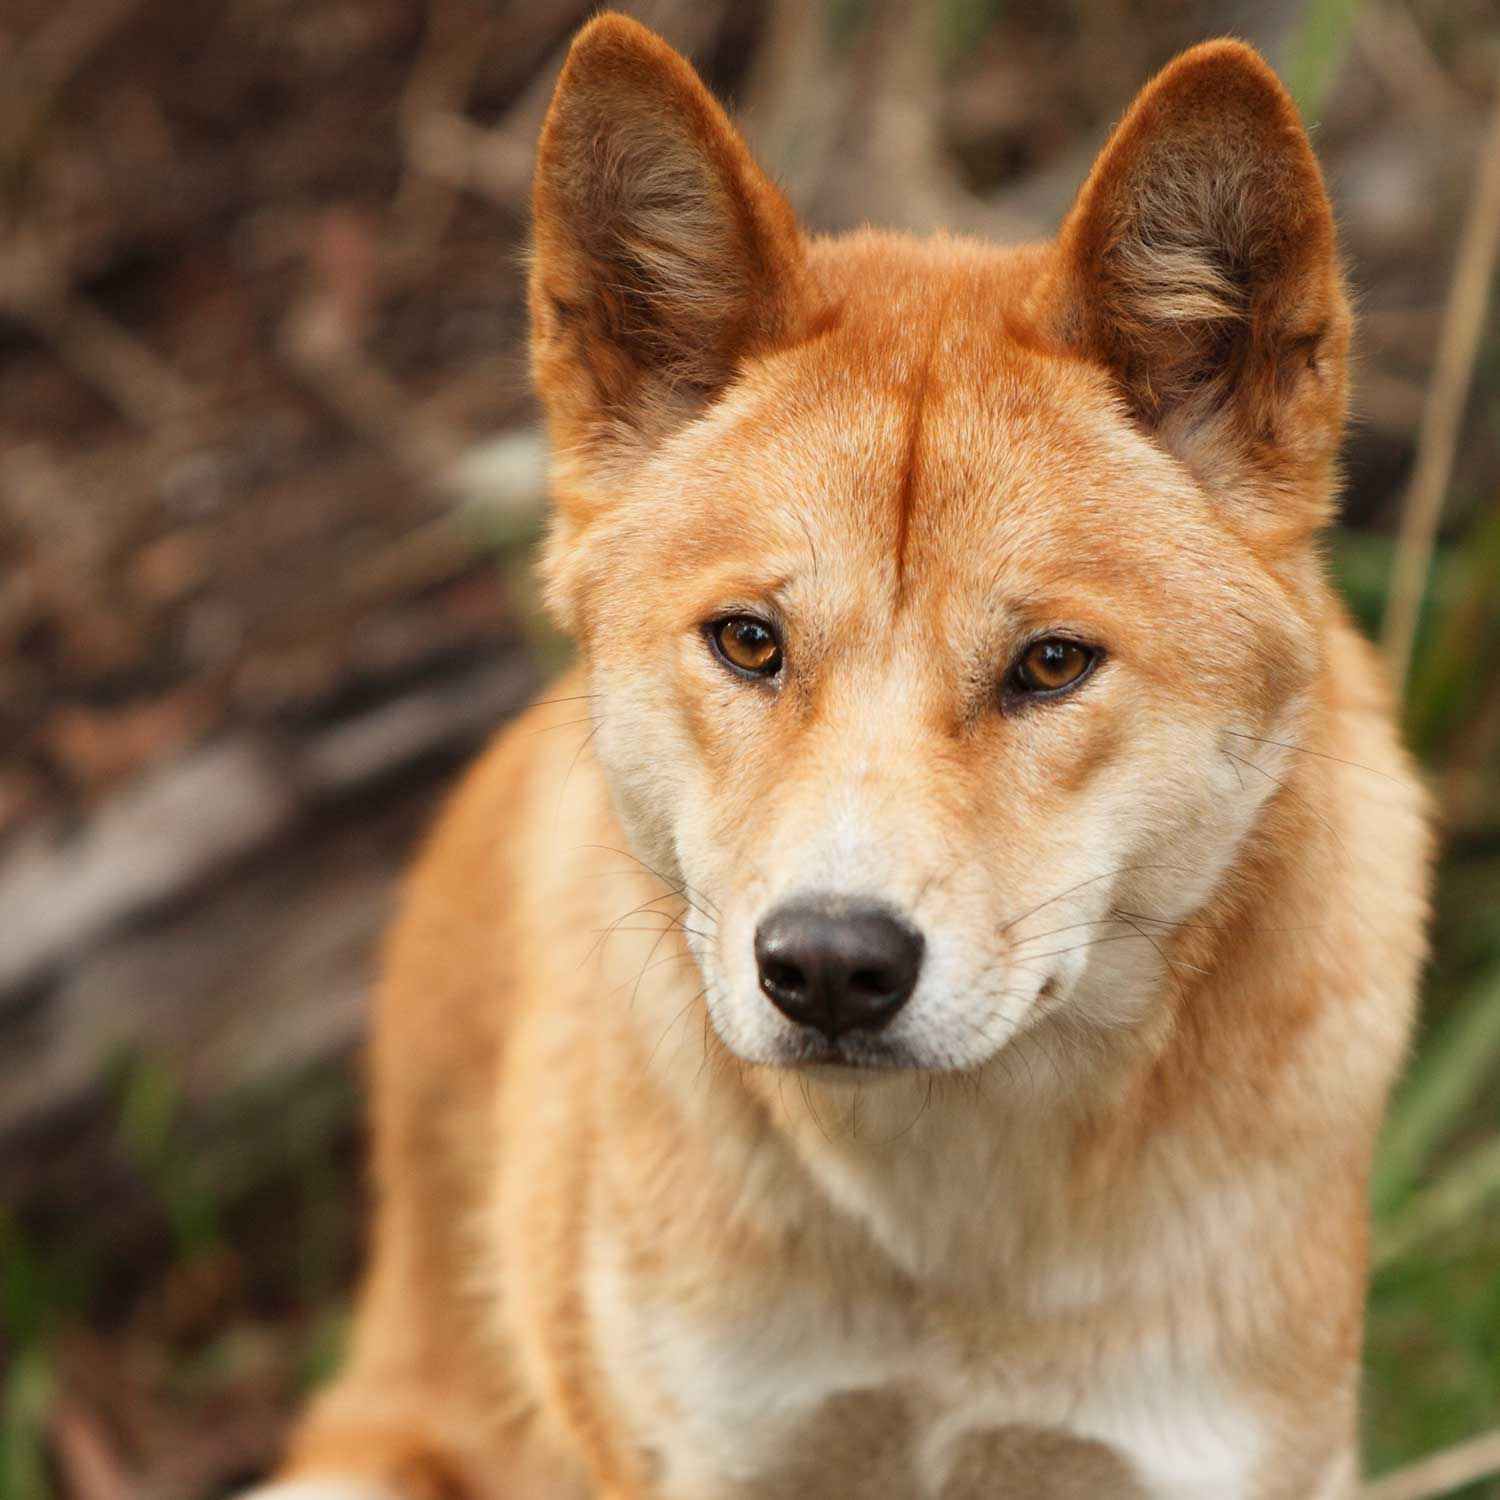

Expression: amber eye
xmin=711 ymin=616 xmax=783 ymax=678
xmin=1010 ymin=638 xmax=1098 ymax=699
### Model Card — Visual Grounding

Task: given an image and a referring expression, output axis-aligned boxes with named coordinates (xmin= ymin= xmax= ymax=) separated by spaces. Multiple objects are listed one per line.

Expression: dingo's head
xmin=530 ymin=17 xmax=1348 ymax=1080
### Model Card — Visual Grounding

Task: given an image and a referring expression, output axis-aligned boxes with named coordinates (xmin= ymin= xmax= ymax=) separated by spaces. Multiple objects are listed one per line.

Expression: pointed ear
xmin=529 ymin=14 xmax=811 ymax=484
xmin=1044 ymin=41 xmax=1351 ymax=539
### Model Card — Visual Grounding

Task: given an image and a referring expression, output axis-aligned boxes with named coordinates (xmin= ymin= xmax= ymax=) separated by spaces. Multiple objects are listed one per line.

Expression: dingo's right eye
xmin=709 ymin=616 xmax=783 ymax=679
xmin=1005 ymin=637 xmax=1100 ymax=704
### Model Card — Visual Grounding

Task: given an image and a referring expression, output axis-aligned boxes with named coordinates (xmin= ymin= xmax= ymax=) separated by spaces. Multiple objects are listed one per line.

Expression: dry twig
xmin=1382 ymin=86 xmax=1500 ymax=691
xmin=391 ymin=0 xmax=499 ymax=244
xmin=1365 ymin=1427 xmax=1500 ymax=1500
xmin=403 ymin=107 xmax=536 ymax=211
xmin=10 ymin=291 xmax=199 ymax=428
xmin=280 ymin=211 xmax=464 ymax=485
xmin=401 ymin=0 xmax=733 ymax=216
xmin=1353 ymin=2 xmax=1470 ymax=121
xmin=0 ymin=230 xmax=200 ymax=426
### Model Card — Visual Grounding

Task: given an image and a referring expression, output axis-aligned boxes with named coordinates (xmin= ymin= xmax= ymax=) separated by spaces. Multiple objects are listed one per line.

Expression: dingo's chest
xmin=586 ymin=1242 xmax=1263 ymax=1500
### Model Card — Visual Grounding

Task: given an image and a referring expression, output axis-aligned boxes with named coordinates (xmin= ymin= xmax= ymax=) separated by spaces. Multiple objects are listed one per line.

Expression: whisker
xmin=647 ymin=986 xmax=709 ymax=1068
xmin=590 ymin=922 xmax=712 ymax=943
xmin=1223 ymin=729 xmax=1403 ymax=785
xmin=997 ymin=863 xmax=1196 ymax=937
xmin=873 ymin=1074 xmax=935 ymax=1146
xmin=580 ymin=870 xmax=720 ymax=917
xmin=630 ymin=918 xmax=692 ymax=1009
xmin=525 ymin=715 xmax=599 ymax=738
xmin=526 ymin=692 xmax=599 ymax=710
xmin=1009 ymin=916 xmax=1131 ymax=949
xmin=1110 ymin=908 xmax=1322 ymax=935
xmin=1220 ymin=749 xmax=1350 ymax=861
xmin=796 ymin=511 xmax=821 ymax=585
xmin=1012 ymin=932 xmax=1153 ymax=964
xmin=578 ymin=843 xmax=721 ymax=920
xmin=797 ymin=1073 xmax=833 ymax=1144
xmin=1111 ymin=910 xmax=1211 ymax=979
xmin=697 ymin=1009 xmax=714 ymax=1083
xmin=604 ymin=951 xmax=698 ymax=1002
xmin=581 ymin=890 xmax=698 ymax=967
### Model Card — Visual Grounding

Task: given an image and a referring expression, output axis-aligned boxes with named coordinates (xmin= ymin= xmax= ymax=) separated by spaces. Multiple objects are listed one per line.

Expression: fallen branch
xmin=7 ymin=290 xmax=200 ymax=428
xmin=0 ymin=233 xmax=200 ymax=427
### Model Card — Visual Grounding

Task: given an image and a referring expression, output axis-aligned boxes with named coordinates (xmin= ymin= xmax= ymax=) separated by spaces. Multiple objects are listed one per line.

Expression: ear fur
xmin=1045 ymin=41 xmax=1351 ymax=538
xmin=529 ymin=14 xmax=811 ymax=481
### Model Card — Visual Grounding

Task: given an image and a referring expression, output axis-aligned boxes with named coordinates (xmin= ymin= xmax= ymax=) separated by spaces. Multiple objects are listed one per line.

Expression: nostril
xmin=848 ymin=967 xmax=894 ymax=999
xmin=761 ymin=958 xmax=806 ymax=996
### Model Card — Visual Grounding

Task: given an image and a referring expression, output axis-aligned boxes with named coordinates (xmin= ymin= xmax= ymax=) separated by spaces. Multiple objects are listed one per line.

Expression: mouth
xmin=771 ymin=1033 xmax=923 ymax=1073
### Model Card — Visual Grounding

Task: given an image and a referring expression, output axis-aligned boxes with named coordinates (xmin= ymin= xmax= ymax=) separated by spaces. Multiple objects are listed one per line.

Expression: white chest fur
xmin=584 ymin=1228 xmax=1265 ymax=1500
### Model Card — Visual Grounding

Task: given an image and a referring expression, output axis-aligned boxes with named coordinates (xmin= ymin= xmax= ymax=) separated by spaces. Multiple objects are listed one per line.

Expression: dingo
xmin=261 ymin=16 xmax=1431 ymax=1498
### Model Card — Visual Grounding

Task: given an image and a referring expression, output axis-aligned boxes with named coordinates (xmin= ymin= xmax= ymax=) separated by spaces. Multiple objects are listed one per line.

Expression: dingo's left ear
xmin=530 ymin=14 xmax=811 ymax=488
xmin=1046 ymin=41 xmax=1350 ymax=540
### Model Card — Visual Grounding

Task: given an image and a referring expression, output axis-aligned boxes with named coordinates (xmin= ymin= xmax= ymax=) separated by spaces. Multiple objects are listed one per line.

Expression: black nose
xmin=754 ymin=900 xmax=924 ymax=1040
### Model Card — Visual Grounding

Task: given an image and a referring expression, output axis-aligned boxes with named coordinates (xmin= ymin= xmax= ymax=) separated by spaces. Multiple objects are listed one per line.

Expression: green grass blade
xmin=1282 ymin=0 xmax=1361 ymax=120
xmin=1374 ymin=1134 xmax=1500 ymax=1272
xmin=1373 ymin=962 xmax=1500 ymax=1217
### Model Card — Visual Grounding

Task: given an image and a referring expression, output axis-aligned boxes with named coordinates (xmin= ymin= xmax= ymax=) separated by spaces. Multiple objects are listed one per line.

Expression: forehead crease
xmin=770 ymin=353 xmax=931 ymax=559
xmin=903 ymin=360 xmax=1096 ymax=578
xmin=774 ymin=297 xmax=955 ymax=572
xmin=894 ymin=311 xmax=945 ymax=588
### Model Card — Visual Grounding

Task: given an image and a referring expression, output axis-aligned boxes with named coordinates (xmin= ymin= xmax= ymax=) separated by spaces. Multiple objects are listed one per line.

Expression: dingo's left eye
xmin=1009 ymin=638 xmax=1098 ymax=699
xmin=710 ymin=616 xmax=783 ymax=678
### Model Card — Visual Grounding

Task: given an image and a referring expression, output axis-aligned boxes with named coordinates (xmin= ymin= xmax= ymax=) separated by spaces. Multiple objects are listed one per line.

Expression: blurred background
xmin=0 ymin=0 xmax=1497 ymax=1496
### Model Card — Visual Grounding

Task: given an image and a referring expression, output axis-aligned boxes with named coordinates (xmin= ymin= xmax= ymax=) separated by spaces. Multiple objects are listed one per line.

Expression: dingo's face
xmin=530 ymin=22 xmax=1348 ymax=1078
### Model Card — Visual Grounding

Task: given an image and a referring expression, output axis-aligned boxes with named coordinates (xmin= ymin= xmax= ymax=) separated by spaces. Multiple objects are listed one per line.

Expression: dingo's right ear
xmin=1043 ymin=41 xmax=1350 ymax=542
xmin=530 ymin=14 xmax=811 ymax=493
